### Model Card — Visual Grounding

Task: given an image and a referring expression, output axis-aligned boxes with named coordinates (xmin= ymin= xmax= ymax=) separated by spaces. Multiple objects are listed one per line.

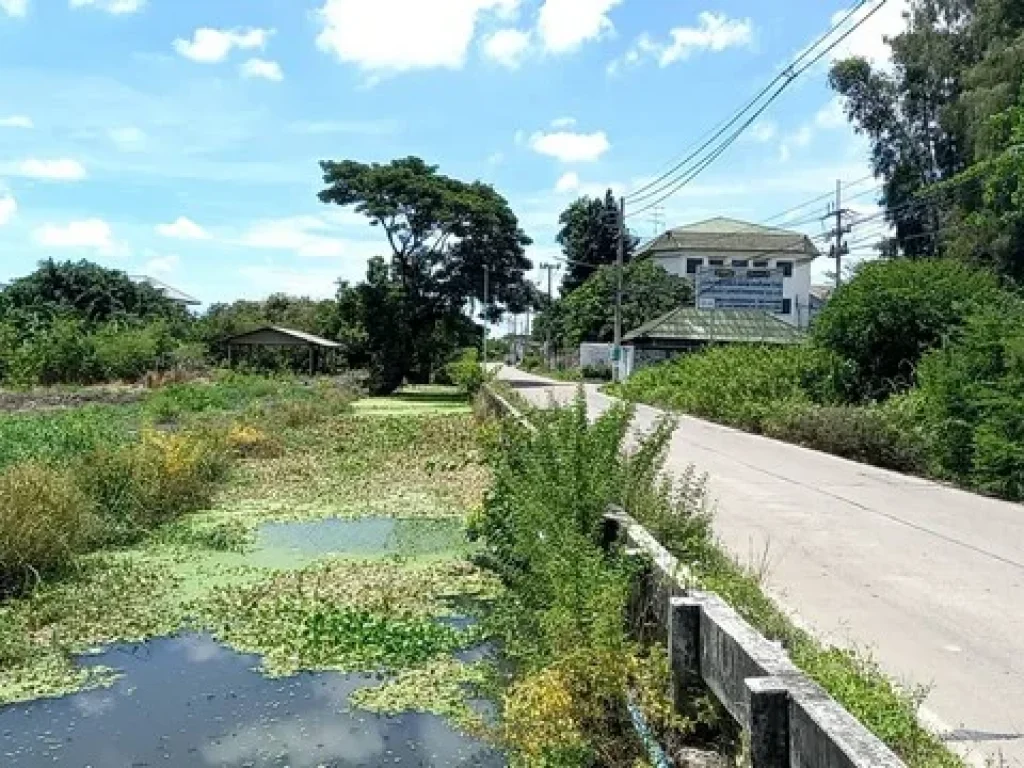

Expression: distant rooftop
xmin=129 ymin=275 xmax=201 ymax=306
xmin=225 ymin=326 xmax=342 ymax=349
xmin=640 ymin=217 xmax=820 ymax=261
xmin=623 ymin=307 xmax=806 ymax=346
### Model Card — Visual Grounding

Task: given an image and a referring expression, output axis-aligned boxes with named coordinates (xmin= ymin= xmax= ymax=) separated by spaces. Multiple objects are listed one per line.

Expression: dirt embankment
xmin=0 ymin=387 xmax=145 ymax=414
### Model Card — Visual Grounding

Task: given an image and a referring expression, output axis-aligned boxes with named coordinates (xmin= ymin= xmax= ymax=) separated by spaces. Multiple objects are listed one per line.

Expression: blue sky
xmin=0 ymin=0 xmax=908 ymax=305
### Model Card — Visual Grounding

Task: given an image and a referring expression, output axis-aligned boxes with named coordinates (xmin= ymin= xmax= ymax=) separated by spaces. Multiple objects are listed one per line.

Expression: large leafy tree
xmin=0 ymin=259 xmax=187 ymax=330
xmin=829 ymin=0 xmax=1024 ymax=273
xmin=557 ymin=190 xmax=634 ymax=295
xmin=536 ymin=260 xmax=692 ymax=349
xmin=319 ymin=156 xmax=533 ymax=391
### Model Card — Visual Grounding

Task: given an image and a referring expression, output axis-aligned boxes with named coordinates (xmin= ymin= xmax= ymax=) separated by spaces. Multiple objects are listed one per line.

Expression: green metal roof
xmin=622 ymin=307 xmax=806 ymax=345
xmin=638 ymin=217 xmax=820 ymax=261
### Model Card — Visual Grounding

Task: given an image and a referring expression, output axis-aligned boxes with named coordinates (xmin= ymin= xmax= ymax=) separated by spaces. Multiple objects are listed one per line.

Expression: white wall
xmin=652 ymin=251 xmax=814 ymax=329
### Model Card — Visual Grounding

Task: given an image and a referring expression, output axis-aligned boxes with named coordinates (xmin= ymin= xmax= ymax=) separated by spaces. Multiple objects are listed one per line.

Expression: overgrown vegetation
xmin=615 ymin=259 xmax=1024 ymax=500
xmin=482 ymin=394 xmax=960 ymax=768
xmin=476 ymin=396 xmax=719 ymax=766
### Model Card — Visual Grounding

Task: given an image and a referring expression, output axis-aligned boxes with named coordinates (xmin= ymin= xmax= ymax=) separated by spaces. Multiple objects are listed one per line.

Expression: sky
xmin=0 ymin=0 xmax=908 ymax=305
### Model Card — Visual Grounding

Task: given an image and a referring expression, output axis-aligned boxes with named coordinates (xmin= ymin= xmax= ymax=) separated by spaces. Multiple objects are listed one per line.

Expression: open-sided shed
xmin=224 ymin=326 xmax=341 ymax=374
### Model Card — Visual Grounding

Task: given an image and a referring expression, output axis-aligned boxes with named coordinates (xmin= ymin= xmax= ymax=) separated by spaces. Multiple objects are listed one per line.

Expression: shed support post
xmin=309 ymin=346 xmax=314 ymax=376
xmin=227 ymin=344 xmax=232 ymax=368
xmin=746 ymin=677 xmax=790 ymax=768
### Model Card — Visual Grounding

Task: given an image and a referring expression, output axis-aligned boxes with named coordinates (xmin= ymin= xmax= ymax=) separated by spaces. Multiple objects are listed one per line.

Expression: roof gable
xmin=225 ymin=326 xmax=341 ymax=348
xmin=623 ymin=307 xmax=806 ymax=345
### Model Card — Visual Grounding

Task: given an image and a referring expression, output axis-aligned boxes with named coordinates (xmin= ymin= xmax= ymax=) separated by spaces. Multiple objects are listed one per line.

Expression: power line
xmin=625 ymin=0 xmax=881 ymax=207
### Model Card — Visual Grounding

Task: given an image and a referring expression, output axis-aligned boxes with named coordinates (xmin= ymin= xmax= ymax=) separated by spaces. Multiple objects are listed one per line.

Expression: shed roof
xmin=639 ymin=217 xmax=820 ymax=261
xmin=623 ymin=307 xmax=806 ymax=345
xmin=225 ymin=326 xmax=342 ymax=348
xmin=128 ymin=275 xmax=201 ymax=306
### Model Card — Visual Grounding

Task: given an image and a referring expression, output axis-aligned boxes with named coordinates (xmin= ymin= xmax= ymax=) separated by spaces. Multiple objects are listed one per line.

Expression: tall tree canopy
xmin=535 ymin=260 xmax=692 ymax=349
xmin=319 ymin=156 xmax=534 ymax=392
xmin=829 ymin=0 xmax=1024 ymax=277
xmin=0 ymin=259 xmax=187 ymax=330
xmin=557 ymin=190 xmax=634 ymax=295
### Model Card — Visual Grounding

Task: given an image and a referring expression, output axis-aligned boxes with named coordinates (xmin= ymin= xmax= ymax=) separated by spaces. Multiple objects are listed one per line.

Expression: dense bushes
xmin=477 ymin=397 xmax=715 ymax=766
xmin=614 ymin=260 xmax=1024 ymax=500
xmin=811 ymin=260 xmax=1006 ymax=402
xmin=446 ymin=348 xmax=488 ymax=395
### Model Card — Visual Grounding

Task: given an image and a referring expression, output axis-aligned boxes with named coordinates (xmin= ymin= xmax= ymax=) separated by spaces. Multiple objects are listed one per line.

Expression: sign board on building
xmin=694 ymin=267 xmax=784 ymax=312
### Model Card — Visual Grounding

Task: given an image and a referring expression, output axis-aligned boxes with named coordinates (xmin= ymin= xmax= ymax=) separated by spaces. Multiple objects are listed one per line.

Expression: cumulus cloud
xmin=555 ymin=171 xmax=580 ymax=193
xmin=0 ymin=194 xmax=16 ymax=226
xmin=156 ymin=216 xmax=210 ymax=240
xmin=537 ymin=0 xmax=622 ymax=54
xmin=12 ymin=158 xmax=87 ymax=181
xmin=241 ymin=58 xmax=284 ymax=82
xmin=551 ymin=116 xmax=575 ymax=129
xmin=240 ymin=216 xmax=352 ymax=259
xmin=34 ymin=219 xmax=119 ymax=254
xmin=174 ymin=27 xmax=272 ymax=64
xmin=747 ymin=120 xmax=778 ymax=144
xmin=779 ymin=125 xmax=814 ymax=162
xmin=109 ymin=126 xmax=147 ymax=150
xmin=815 ymin=98 xmax=847 ymax=129
xmin=828 ymin=0 xmax=910 ymax=67
xmin=70 ymin=0 xmax=145 ymax=13
xmin=316 ymin=0 xmax=519 ymax=75
xmin=482 ymin=28 xmax=531 ymax=69
xmin=143 ymin=253 xmax=180 ymax=275
xmin=0 ymin=0 xmax=27 ymax=17
xmin=610 ymin=12 xmax=753 ymax=73
xmin=0 ymin=115 xmax=32 ymax=128
xmin=530 ymin=130 xmax=610 ymax=163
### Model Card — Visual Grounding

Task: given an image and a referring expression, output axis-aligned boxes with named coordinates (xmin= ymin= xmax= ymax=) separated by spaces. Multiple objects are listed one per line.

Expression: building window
xmin=732 ymin=259 xmax=749 ymax=268
xmin=781 ymin=298 xmax=792 ymax=315
xmin=685 ymin=258 xmax=703 ymax=275
xmin=753 ymin=260 xmax=769 ymax=268
xmin=709 ymin=259 xmax=724 ymax=267
xmin=778 ymin=261 xmax=794 ymax=278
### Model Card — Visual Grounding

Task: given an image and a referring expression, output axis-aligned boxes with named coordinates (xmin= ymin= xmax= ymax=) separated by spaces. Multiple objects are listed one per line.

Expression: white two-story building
xmin=639 ymin=217 xmax=819 ymax=329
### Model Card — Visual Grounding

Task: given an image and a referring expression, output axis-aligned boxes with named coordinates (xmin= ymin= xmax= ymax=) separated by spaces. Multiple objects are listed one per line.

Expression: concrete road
xmin=498 ymin=367 xmax=1024 ymax=767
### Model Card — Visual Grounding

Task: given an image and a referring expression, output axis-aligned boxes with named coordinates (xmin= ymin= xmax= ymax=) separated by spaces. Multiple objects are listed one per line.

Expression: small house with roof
xmin=638 ymin=217 xmax=820 ymax=329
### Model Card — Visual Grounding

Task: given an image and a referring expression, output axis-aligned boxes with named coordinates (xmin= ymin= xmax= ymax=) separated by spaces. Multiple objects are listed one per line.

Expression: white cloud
xmin=779 ymin=125 xmax=814 ymax=162
xmin=156 ymin=216 xmax=210 ymax=241
xmin=12 ymin=158 xmax=87 ymax=181
xmin=238 ymin=266 xmax=347 ymax=300
xmin=551 ymin=116 xmax=576 ymax=129
xmin=555 ymin=171 xmax=580 ymax=193
xmin=240 ymin=216 xmax=352 ymax=259
xmin=70 ymin=0 xmax=145 ymax=13
xmin=482 ymin=28 xmax=531 ymax=69
xmin=0 ymin=115 xmax=32 ymax=128
xmin=538 ymin=0 xmax=622 ymax=54
xmin=747 ymin=120 xmax=778 ymax=143
xmin=316 ymin=0 xmax=519 ymax=75
xmin=513 ymin=129 xmax=526 ymax=146
xmin=0 ymin=0 xmax=27 ymax=17
xmin=487 ymin=151 xmax=505 ymax=166
xmin=109 ymin=125 xmax=147 ymax=150
xmin=530 ymin=130 xmax=610 ymax=163
xmin=241 ymin=58 xmax=284 ymax=82
xmin=173 ymin=27 xmax=272 ymax=64
xmin=611 ymin=12 xmax=753 ymax=72
xmin=143 ymin=253 xmax=180 ymax=275
xmin=828 ymin=0 xmax=909 ymax=66
xmin=0 ymin=194 xmax=16 ymax=226
xmin=815 ymin=98 xmax=847 ymax=129
xmin=34 ymin=219 xmax=119 ymax=254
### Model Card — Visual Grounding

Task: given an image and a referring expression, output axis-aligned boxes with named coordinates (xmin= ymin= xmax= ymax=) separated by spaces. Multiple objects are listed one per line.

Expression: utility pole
xmin=482 ymin=264 xmax=490 ymax=368
xmin=826 ymin=179 xmax=852 ymax=290
xmin=539 ymin=263 xmax=559 ymax=366
xmin=613 ymin=195 xmax=626 ymax=382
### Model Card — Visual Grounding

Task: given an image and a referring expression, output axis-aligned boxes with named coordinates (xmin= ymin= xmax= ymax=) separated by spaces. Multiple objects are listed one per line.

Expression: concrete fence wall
xmin=480 ymin=384 xmax=907 ymax=768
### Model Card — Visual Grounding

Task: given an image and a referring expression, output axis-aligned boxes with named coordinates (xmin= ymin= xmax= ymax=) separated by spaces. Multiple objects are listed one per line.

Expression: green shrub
xmin=581 ymin=364 xmax=612 ymax=382
xmin=614 ymin=344 xmax=826 ymax=432
xmin=0 ymin=463 xmax=95 ymax=592
xmin=917 ymin=307 xmax=1024 ymax=499
xmin=812 ymin=260 xmax=1007 ymax=402
xmin=78 ymin=428 xmax=229 ymax=545
xmin=0 ymin=406 xmax=136 ymax=471
xmin=446 ymin=348 xmax=488 ymax=395
xmin=764 ymin=403 xmax=927 ymax=473
xmin=90 ymin=323 xmax=167 ymax=382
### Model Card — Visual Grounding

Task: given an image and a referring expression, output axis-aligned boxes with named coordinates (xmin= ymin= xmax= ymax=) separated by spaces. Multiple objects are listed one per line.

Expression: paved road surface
xmin=498 ymin=367 xmax=1024 ymax=767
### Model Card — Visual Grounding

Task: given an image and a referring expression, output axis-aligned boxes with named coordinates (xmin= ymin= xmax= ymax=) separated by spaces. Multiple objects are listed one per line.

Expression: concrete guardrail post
xmin=668 ymin=596 xmax=703 ymax=709
xmin=747 ymin=677 xmax=791 ymax=768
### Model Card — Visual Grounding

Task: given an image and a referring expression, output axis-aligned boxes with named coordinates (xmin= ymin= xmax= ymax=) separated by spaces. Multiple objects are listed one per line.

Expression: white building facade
xmin=640 ymin=217 xmax=819 ymax=329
